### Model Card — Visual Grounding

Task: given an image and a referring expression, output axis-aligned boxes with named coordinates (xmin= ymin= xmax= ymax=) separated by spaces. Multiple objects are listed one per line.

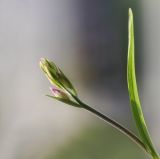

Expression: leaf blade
xmin=127 ymin=8 xmax=159 ymax=159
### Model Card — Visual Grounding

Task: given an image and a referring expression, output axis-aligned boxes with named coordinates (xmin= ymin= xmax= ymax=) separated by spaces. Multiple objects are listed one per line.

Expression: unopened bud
xmin=49 ymin=86 xmax=69 ymax=100
xmin=40 ymin=58 xmax=77 ymax=96
xmin=47 ymin=86 xmax=80 ymax=107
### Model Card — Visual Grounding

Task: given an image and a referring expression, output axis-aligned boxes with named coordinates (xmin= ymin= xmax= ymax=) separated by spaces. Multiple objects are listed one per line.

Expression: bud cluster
xmin=40 ymin=58 xmax=80 ymax=107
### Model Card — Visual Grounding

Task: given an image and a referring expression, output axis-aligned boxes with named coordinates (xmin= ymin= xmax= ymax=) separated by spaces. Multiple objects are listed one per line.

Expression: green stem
xmin=71 ymin=95 xmax=148 ymax=155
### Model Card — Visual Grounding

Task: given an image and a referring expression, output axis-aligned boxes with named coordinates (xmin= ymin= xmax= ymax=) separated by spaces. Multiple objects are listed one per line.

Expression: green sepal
xmin=56 ymin=68 xmax=77 ymax=96
xmin=46 ymin=95 xmax=81 ymax=107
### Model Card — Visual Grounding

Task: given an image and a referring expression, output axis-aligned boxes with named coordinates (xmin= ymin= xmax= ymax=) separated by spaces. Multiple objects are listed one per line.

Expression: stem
xmin=71 ymin=95 xmax=148 ymax=154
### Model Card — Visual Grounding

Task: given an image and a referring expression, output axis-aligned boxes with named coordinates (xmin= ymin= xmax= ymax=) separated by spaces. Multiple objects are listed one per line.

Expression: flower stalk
xmin=71 ymin=94 xmax=147 ymax=153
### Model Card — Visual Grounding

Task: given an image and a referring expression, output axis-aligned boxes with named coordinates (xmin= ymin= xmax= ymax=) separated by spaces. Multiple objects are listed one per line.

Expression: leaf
xmin=127 ymin=8 xmax=159 ymax=159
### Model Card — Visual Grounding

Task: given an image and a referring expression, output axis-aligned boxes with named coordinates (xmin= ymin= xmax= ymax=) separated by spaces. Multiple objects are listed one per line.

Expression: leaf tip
xmin=129 ymin=8 xmax=132 ymax=16
xmin=128 ymin=8 xmax=133 ymax=24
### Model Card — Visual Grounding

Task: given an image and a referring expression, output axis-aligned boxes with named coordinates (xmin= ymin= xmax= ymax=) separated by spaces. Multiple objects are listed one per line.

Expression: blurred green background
xmin=50 ymin=121 xmax=146 ymax=159
xmin=0 ymin=0 xmax=159 ymax=159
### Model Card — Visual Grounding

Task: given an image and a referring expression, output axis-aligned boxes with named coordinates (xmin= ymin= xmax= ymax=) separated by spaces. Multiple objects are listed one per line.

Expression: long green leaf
xmin=127 ymin=8 xmax=159 ymax=159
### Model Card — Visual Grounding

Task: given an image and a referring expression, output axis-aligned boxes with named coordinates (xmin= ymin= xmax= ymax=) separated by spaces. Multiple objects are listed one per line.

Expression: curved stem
xmin=71 ymin=95 xmax=148 ymax=154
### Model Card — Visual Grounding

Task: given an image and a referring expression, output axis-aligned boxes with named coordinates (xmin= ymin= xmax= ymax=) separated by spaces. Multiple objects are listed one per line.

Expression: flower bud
xmin=47 ymin=86 xmax=80 ymax=107
xmin=49 ymin=86 xmax=69 ymax=100
xmin=40 ymin=58 xmax=77 ymax=96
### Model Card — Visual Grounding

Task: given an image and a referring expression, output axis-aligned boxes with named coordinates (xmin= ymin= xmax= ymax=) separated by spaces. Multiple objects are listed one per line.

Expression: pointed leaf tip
xmin=129 ymin=8 xmax=132 ymax=16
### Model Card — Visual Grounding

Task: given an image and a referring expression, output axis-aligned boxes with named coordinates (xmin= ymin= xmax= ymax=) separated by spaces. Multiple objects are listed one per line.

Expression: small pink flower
xmin=49 ymin=86 xmax=70 ymax=99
